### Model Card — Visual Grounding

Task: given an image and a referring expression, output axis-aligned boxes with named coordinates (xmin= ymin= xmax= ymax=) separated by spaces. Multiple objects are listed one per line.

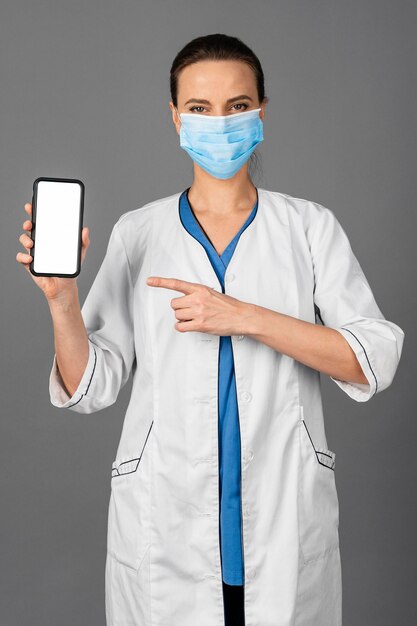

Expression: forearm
xmin=241 ymin=303 xmax=368 ymax=384
xmin=47 ymin=286 xmax=90 ymax=397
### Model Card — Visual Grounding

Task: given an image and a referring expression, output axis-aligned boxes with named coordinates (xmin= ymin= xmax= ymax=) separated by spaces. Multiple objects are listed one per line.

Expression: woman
xmin=17 ymin=34 xmax=404 ymax=626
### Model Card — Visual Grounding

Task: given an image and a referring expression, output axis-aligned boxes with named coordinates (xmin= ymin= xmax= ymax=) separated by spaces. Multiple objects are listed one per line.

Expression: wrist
xmin=46 ymin=286 xmax=80 ymax=313
xmin=239 ymin=302 xmax=265 ymax=337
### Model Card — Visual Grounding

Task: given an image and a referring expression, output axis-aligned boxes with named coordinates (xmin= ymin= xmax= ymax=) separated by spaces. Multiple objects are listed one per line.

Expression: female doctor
xmin=17 ymin=33 xmax=404 ymax=626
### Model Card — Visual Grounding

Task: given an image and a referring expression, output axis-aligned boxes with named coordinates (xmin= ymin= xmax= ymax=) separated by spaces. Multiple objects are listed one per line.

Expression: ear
xmin=169 ymin=102 xmax=181 ymax=135
xmin=259 ymin=100 xmax=267 ymax=122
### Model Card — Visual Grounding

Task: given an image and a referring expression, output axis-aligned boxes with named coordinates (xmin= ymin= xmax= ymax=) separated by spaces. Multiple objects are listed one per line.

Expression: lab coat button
xmin=243 ymin=449 xmax=254 ymax=465
xmin=235 ymin=335 xmax=245 ymax=341
xmin=225 ymin=273 xmax=235 ymax=283
xmin=241 ymin=391 xmax=252 ymax=403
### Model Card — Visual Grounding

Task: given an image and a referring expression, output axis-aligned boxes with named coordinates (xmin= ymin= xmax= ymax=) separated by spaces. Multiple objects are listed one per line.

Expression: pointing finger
xmin=146 ymin=277 xmax=198 ymax=295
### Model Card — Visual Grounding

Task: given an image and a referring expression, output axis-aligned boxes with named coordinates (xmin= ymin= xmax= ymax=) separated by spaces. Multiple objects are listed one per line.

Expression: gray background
xmin=1 ymin=0 xmax=415 ymax=624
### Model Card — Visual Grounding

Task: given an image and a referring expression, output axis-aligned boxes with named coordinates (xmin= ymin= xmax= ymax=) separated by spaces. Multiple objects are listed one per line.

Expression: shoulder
xmin=115 ymin=190 xmax=182 ymax=232
xmin=110 ymin=190 xmax=182 ymax=252
xmin=104 ymin=192 xmax=182 ymax=267
xmin=260 ymin=187 xmax=342 ymax=243
xmin=261 ymin=187 xmax=334 ymax=220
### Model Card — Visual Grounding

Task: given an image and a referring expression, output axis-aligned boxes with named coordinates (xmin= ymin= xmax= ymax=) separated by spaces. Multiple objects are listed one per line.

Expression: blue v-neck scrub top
xmin=179 ymin=188 xmax=259 ymax=586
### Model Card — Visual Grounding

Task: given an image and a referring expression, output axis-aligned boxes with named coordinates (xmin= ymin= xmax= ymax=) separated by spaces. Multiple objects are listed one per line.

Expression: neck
xmin=187 ymin=166 xmax=258 ymax=214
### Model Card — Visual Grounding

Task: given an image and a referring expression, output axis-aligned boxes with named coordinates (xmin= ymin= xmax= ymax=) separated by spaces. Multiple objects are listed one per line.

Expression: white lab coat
xmin=49 ymin=188 xmax=405 ymax=626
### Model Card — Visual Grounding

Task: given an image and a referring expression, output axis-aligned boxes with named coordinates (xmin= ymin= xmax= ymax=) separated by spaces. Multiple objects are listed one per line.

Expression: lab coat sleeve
xmin=48 ymin=221 xmax=135 ymax=413
xmin=310 ymin=204 xmax=405 ymax=402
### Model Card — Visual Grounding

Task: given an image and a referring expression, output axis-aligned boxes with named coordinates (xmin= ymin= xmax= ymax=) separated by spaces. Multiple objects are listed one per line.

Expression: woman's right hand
xmin=16 ymin=202 xmax=90 ymax=302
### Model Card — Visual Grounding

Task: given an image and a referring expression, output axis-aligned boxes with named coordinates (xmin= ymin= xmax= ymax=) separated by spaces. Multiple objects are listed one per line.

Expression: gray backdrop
xmin=1 ymin=1 xmax=415 ymax=624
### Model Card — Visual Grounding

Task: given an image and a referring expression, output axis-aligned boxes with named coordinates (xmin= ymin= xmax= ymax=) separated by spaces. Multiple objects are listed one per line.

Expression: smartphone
xmin=29 ymin=177 xmax=85 ymax=278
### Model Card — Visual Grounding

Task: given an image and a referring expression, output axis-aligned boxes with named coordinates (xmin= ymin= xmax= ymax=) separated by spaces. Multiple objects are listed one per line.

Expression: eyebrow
xmin=183 ymin=94 xmax=254 ymax=106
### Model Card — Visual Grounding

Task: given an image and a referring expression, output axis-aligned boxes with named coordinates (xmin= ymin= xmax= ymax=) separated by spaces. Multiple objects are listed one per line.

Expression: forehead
xmin=177 ymin=60 xmax=256 ymax=99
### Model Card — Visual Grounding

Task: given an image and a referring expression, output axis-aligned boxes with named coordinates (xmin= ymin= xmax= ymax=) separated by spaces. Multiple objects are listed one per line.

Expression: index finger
xmin=24 ymin=203 xmax=32 ymax=216
xmin=146 ymin=276 xmax=197 ymax=295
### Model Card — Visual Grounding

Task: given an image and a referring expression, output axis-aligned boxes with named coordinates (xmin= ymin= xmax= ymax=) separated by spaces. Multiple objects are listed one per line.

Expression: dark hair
xmin=170 ymin=33 xmax=268 ymax=183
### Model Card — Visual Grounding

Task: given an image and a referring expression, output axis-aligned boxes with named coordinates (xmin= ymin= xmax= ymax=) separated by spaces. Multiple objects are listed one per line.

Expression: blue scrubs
xmin=179 ymin=187 xmax=259 ymax=585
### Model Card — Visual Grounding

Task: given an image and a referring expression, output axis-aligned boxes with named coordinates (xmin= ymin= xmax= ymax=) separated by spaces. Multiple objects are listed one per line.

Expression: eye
xmin=188 ymin=103 xmax=250 ymax=114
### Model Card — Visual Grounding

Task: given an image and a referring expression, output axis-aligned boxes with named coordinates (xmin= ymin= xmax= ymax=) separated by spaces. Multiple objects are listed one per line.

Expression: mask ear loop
xmin=175 ymin=107 xmax=182 ymax=128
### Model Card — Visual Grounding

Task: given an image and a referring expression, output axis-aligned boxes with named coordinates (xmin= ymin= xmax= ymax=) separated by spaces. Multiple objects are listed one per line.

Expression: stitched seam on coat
xmin=112 ymin=420 xmax=154 ymax=477
xmin=340 ymin=326 xmax=378 ymax=396
xmin=65 ymin=344 xmax=97 ymax=407
xmin=302 ymin=419 xmax=335 ymax=471
xmin=114 ymin=224 xmax=134 ymax=293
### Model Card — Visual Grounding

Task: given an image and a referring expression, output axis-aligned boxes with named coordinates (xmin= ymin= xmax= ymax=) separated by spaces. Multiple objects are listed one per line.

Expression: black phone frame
xmin=29 ymin=176 xmax=85 ymax=278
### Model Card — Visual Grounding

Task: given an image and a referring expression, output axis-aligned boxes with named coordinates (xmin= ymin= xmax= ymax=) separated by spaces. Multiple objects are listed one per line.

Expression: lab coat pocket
xmin=107 ymin=420 xmax=154 ymax=572
xmin=298 ymin=410 xmax=339 ymax=565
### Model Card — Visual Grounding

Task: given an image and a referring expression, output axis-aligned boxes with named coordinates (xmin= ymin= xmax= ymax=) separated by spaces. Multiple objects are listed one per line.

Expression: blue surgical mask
xmin=178 ymin=107 xmax=264 ymax=179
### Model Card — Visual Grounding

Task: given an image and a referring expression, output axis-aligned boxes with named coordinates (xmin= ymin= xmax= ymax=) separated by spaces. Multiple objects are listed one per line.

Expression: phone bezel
xmin=29 ymin=176 xmax=85 ymax=278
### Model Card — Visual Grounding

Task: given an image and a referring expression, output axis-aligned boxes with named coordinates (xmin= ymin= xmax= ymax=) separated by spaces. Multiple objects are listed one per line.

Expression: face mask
xmin=178 ymin=107 xmax=264 ymax=179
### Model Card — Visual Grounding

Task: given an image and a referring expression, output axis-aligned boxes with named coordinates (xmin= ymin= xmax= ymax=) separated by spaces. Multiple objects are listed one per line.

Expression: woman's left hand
xmin=146 ymin=276 xmax=255 ymax=336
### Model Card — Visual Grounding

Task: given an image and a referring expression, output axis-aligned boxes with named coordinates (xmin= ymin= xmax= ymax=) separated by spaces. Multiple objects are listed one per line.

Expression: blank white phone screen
xmin=33 ymin=180 xmax=82 ymax=275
